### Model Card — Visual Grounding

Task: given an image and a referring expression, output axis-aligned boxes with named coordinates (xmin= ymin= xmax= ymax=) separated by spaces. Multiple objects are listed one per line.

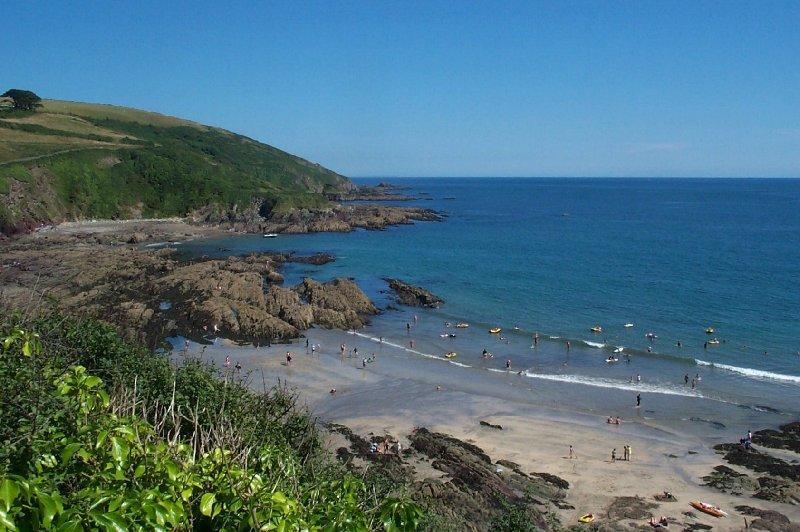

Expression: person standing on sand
xmin=611 ymin=448 xmax=616 ymax=462
xmin=224 ymin=355 xmax=230 ymax=368
xmin=569 ymin=445 xmax=575 ymax=459
xmin=636 ymin=394 xmax=641 ymax=407
xmin=286 ymin=352 xmax=292 ymax=365
xmin=409 ymin=340 xmax=414 ymax=349
xmin=628 ymin=444 xmax=632 ymax=461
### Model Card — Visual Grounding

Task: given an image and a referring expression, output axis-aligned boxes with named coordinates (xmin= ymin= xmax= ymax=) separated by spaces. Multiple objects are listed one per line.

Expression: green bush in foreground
xmin=0 ymin=316 xmax=423 ymax=530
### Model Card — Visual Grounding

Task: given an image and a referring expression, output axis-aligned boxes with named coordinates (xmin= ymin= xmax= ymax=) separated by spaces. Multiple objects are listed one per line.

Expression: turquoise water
xmin=178 ymin=178 xmax=800 ymax=428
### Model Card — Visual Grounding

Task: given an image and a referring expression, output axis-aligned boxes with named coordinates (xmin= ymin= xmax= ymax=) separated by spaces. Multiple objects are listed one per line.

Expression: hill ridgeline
xmin=0 ymin=98 xmax=355 ymax=235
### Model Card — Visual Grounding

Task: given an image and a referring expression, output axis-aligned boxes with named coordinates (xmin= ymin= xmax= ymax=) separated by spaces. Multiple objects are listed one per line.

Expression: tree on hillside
xmin=1 ymin=89 xmax=42 ymax=110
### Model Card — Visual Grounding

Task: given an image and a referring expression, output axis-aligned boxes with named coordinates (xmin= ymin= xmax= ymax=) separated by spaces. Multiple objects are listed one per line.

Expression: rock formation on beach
xmin=705 ymin=422 xmax=800 ymax=506
xmin=327 ymin=424 xmax=569 ymax=531
xmin=384 ymin=278 xmax=445 ymax=308
xmin=0 ymin=231 xmax=378 ymax=346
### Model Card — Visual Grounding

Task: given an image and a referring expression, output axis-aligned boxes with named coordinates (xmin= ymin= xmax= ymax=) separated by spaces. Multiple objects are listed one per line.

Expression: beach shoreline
xmin=184 ymin=327 xmax=800 ymax=530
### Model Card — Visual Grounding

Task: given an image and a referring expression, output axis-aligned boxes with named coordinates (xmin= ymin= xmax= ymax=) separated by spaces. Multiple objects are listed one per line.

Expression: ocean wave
xmin=347 ymin=330 xmax=471 ymax=367
xmin=695 ymin=360 xmax=800 ymax=384
xmin=583 ymin=340 xmax=605 ymax=348
xmin=519 ymin=372 xmax=703 ymax=398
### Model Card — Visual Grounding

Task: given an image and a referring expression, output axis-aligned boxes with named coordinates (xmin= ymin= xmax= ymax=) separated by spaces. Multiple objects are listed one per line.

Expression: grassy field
xmin=0 ymin=99 xmax=351 ymax=233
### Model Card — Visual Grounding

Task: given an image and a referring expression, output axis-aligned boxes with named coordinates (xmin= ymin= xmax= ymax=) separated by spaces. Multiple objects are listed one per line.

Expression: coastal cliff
xmin=0 ymin=99 xmax=442 ymax=236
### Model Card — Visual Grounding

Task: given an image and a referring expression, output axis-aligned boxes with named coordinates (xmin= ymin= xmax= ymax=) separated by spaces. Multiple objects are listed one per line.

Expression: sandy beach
xmin=186 ymin=328 xmax=800 ymax=531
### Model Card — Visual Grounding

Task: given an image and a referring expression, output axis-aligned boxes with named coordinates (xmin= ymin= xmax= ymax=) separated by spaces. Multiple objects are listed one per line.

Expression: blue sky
xmin=3 ymin=1 xmax=799 ymax=177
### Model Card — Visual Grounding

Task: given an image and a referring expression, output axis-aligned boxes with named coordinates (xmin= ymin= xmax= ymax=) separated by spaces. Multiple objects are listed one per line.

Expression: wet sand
xmin=183 ymin=330 xmax=800 ymax=530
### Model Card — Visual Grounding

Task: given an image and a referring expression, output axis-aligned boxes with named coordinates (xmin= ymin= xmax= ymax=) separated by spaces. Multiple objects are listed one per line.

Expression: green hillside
xmin=0 ymin=98 xmax=353 ymax=234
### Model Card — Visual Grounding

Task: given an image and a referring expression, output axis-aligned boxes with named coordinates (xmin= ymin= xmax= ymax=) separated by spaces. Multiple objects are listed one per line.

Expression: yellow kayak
xmin=489 ymin=327 xmax=502 ymax=334
xmin=579 ymin=513 xmax=594 ymax=523
xmin=444 ymin=352 xmax=457 ymax=359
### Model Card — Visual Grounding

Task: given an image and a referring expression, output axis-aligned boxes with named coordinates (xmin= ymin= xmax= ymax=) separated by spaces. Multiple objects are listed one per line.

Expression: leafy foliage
xmin=0 ymin=314 xmax=423 ymax=530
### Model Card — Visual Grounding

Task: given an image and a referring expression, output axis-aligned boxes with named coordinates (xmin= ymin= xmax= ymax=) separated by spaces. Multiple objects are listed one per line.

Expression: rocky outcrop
xmin=754 ymin=476 xmax=800 ymax=505
xmin=735 ymin=505 xmax=800 ymax=531
xmin=408 ymin=428 xmax=565 ymax=529
xmin=707 ymin=427 xmax=800 ymax=505
xmin=296 ymin=278 xmax=378 ymax=316
xmin=384 ymin=278 xmax=444 ymax=308
xmin=714 ymin=443 xmax=800 ymax=481
xmin=1 ymin=235 xmax=378 ymax=346
xmin=326 ymin=425 xmax=567 ymax=531
xmin=195 ymin=200 xmax=442 ymax=234
xmin=703 ymin=465 xmax=758 ymax=495
xmin=753 ymin=422 xmax=800 ymax=453
xmin=326 ymin=183 xmax=415 ymax=201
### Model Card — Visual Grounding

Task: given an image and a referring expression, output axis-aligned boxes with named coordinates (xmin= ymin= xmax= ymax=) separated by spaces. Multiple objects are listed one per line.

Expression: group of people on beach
xmin=369 ymin=438 xmax=402 ymax=455
xmin=611 ymin=445 xmax=633 ymax=462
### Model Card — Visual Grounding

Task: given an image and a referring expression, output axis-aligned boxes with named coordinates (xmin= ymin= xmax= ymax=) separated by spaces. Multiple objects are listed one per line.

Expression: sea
xmin=176 ymin=178 xmax=800 ymax=440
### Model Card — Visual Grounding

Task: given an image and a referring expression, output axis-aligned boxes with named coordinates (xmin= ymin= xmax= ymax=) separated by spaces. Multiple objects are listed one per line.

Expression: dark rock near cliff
xmin=196 ymin=199 xmax=441 ymax=235
xmin=326 ymin=183 xmax=415 ymax=201
xmin=326 ymin=425 xmax=566 ymax=531
xmin=735 ymin=505 xmax=800 ymax=531
xmin=1 ymin=236 xmax=378 ymax=347
xmin=703 ymin=465 xmax=758 ymax=494
xmin=286 ymin=252 xmax=335 ymax=265
xmin=714 ymin=443 xmax=800 ymax=480
xmin=753 ymin=422 xmax=800 ymax=453
xmin=754 ymin=476 xmax=800 ymax=505
xmin=384 ymin=278 xmax=444 ymax=308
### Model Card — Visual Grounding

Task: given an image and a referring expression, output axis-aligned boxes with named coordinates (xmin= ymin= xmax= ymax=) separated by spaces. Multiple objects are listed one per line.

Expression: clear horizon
xmin=4 ymin=1 xmax=800 ymax=178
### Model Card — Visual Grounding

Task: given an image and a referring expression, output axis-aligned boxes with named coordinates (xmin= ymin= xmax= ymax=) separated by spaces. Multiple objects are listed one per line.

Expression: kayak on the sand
xmin=689 ymin=501 xmax=727 ymax=518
